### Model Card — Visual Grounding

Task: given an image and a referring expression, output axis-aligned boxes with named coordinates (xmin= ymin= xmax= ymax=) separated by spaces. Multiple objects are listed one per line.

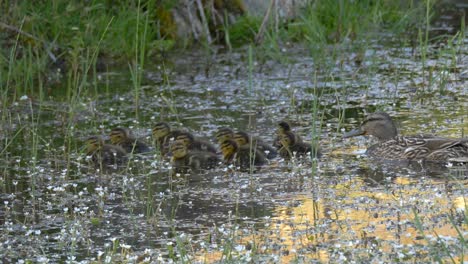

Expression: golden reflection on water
xmin=197 ymin=175 xmax=467 ymax=263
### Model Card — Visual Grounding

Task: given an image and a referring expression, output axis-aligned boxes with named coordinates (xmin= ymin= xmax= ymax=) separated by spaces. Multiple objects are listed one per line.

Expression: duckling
xmin=85 ymin=136 xmax=127 ymax=168
xmin=234 ymin=131 xmax=278 ymax=159
xmin=279 ymin=131 xmax=320 ymax=160
xmin=171 ymin=140 xmax=220 ymax=173
xmin=274 ymin=121 xmax=303 ymax=149
xmin=176 ymin=131 xmax=217 ymax=154
xmin=152 ymin=122 xmax=182 ymax=155
xmin=109 ymin=127 xmax=150 ymax=154
xmin=220 ymin=139 xmax=267 ymax=171
xmin=215 ymin=127 xmax=235 ymax=144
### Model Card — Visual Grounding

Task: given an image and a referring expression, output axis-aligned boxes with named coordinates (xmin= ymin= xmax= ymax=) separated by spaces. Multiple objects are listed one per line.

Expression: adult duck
xmin=343 ymin=112 xmax=468 ymax=162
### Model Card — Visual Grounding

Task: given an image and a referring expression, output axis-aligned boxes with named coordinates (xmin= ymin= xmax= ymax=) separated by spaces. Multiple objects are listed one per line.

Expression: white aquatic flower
xmin=121 ymin=243 xmax=131 ymax=249
xmin=235 ymin=245 xmax=245 ymax=251
xmin=53 ymin=186 xmax=65 ymax=192
xmin=20 ymin=95 xmax=29 ymax=101
xmin=37 ymin=256 xmax=49 ymax=263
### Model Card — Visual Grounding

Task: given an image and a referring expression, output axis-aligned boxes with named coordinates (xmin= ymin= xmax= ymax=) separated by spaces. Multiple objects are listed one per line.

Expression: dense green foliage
xmin=0 ymin=0 xmax=447 ymax=99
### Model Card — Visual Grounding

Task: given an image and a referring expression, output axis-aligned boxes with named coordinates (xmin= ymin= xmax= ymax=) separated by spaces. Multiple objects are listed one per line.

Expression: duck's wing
xmin=367 ymin=136 xmax=425 ymax=159
xmin=399 ymin=137 xmax=467 ymax=161
xmin=424 ymin=138 xmax=468 ymax=161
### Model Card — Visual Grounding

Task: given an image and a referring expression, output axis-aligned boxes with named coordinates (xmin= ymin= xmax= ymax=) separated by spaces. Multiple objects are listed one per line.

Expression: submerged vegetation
xmin=0 ymin=0 xmax=467 ymax=263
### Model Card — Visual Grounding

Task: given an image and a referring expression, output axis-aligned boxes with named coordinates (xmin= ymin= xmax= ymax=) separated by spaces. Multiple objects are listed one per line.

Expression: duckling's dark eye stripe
xmin=216 ymin=131 xmax=230 ymax=137
xmin=171 ymin=144 xmax=185 ymax=150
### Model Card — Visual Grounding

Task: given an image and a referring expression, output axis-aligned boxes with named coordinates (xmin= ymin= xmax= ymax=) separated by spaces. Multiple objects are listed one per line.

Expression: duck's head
xmin=110 ymin=127 xmax=131 ymax=144
xmin=85 ymin=136 xmax=104 ymax=153
xmin=215 ymin=127 xmax=234 ymax=144
xmin=220 ymin=139 xmax=238 ymax=160
xmin=277 ymin=121 xmax=292 ymax=135
xmin=233 ymin=131 xmax=250 ymax=146
xmin=176 ymin=131 xmax=195 ymax=146
xmin=153 ymin=122 xmax=171 ymax=139
xmin=279 ymin=131 xmax=296 ymax=148
xmin=343 ymin=112 xmax=397 ymax=141
xmin=171 ymin=140 xmax=188 ymax=159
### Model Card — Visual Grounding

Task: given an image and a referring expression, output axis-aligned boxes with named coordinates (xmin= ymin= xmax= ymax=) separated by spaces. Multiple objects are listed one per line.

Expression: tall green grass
xmin=0 ymin=1 xmax=161 ymax=100
xmin=0 ymin=0 xmax=438 ymax=103
xmin=289 ymin=0 xmax=427 ymax=61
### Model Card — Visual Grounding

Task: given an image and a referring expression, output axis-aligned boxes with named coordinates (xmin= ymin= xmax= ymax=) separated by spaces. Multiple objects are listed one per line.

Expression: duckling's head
xmin=279 ymin=131 xmax=296 ymax=148
xmin=277 ymin=121 xmax=292 ymax=134
xmin=343 ymin=112 xmax=397 ymax=141
xmin=176 ymin=131 xmax=195 ymax=146
xmin=171 ymin=140 xmax=188 ymax=159
xmin=110 ymin=127 xmax=131 ymax=144
xmin=153 ymin=122 xmax=171 ymax=139
xmin=233 ymin=131 xmax=250 ymax=146
xmin=215 ymin=127 xmax=234 ymax=144
xmin=220 ymin=139 xmax=238 ymax=160
xmin=85 ymin=136 xmax=104 ymax=153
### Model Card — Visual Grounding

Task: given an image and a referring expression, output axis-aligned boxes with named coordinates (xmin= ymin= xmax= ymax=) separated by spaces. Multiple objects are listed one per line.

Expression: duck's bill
xmin=343 ymin=128 xmax=365 ymax=138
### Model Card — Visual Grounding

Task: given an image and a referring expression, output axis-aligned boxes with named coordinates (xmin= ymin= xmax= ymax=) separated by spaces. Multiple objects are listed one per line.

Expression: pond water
xmin=0 ymin=34 xmax=467 ymax=262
